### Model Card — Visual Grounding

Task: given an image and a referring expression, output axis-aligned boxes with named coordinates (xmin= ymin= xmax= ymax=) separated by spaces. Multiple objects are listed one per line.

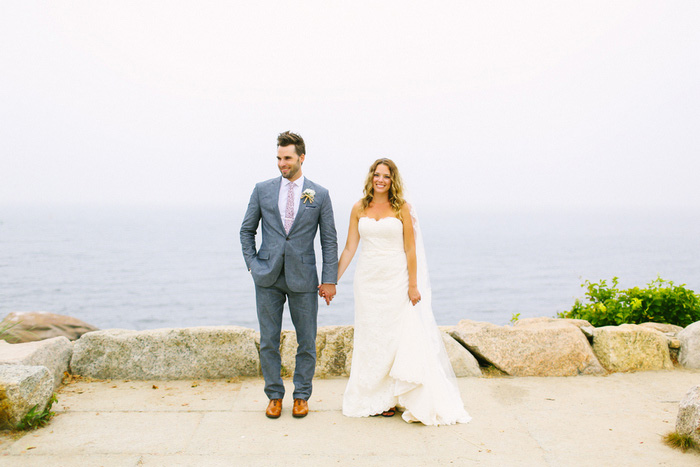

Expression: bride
xmin=335 ymin=158 xmax=470 ymax=425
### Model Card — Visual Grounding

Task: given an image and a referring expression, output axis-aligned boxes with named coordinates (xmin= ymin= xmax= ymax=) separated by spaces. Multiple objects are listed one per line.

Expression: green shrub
xmin=557 ymin=277 xmax=700 ymax=327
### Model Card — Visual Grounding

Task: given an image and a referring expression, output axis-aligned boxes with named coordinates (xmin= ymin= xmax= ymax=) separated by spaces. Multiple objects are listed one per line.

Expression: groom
xmin=240 ymin=131 xmax=338 ymax=419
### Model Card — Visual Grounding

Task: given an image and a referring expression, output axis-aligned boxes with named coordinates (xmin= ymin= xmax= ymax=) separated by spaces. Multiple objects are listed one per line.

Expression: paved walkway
xmin=2 ymin=371 xmax=700 ymax=466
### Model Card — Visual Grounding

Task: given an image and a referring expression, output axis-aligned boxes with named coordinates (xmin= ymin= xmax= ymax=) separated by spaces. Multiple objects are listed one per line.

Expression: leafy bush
xmin=557 ymin=277 xmax=700 ymax=327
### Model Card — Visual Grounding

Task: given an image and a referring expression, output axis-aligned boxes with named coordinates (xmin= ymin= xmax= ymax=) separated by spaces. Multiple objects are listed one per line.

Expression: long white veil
xmin=388 ymin=204 xmax=468 ymax=424
xmin=409 ymin=206 xmax=460 ymax=384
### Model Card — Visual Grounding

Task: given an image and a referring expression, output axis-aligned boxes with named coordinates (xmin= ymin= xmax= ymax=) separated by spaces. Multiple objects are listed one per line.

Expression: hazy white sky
xmin=2 ymin=1 xmax=699 ymax=213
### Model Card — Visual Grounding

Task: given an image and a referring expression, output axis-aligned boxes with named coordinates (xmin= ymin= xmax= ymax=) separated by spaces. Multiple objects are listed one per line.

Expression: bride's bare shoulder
xmin=350 ymin=200 xmax=364 ymax=218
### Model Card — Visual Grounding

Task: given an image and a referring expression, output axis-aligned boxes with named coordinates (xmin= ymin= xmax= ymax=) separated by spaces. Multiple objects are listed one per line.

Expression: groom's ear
xmin=299 ymin=153 xmax=305 ymax=164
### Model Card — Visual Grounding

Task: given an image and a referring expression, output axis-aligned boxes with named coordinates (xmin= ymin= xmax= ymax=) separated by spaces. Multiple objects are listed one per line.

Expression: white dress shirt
xmin=278 ymin=175 xmax=304 ymax=229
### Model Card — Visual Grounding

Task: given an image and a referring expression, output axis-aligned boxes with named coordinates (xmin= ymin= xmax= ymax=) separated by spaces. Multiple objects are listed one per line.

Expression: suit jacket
xmin=240 ymin=176 xmax=338 ymax=293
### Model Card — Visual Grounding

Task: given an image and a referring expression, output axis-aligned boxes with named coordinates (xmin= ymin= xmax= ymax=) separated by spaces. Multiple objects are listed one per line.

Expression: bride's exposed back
xmin=335 ymin=158 xmax=471 ymax=425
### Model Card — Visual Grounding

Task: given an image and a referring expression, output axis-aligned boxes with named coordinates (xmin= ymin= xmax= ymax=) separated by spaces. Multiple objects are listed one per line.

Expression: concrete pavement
xmin=2 ymin=371 xmax=700 ymax=466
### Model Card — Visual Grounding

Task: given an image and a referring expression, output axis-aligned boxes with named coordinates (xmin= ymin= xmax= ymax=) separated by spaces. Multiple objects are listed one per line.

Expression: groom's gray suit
xmin=240 ymin=176 xmax=338 ymax=400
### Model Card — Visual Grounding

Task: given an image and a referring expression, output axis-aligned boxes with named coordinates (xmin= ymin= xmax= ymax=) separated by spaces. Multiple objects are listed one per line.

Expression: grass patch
xmin=479 ymin=365 xmax=508 ymax=378
xmin=15 ymin=394 xmax=57 ymax=431
xmin=0 ymin=321 xmax=20 ymax=342
xmin=663 ymin=431 xmax=699 ymax=453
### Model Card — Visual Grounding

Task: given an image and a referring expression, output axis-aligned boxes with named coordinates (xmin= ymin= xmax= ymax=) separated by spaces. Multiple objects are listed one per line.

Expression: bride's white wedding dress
xmin=342 ymin=215 xmax=471 ymax=425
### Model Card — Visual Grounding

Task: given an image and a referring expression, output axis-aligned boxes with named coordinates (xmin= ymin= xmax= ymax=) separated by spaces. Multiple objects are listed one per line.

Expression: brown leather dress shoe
xmin=292 ymin=398 xmax=309 ymax=418
xmin=266 ymin=399 xmax=282 ymax=419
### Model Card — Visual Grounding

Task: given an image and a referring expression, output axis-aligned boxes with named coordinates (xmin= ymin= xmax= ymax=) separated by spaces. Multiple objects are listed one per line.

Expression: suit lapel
xmin=269 ymin=176 xmax=285 ymax=233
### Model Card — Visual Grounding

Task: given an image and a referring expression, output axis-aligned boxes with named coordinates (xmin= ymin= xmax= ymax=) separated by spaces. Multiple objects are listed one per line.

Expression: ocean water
xmin=1 ymin=206 xmax=699 ymax=331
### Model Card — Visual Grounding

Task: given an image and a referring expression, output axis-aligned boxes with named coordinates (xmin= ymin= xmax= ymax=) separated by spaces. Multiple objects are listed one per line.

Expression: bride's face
xmin=372 ymin=164 xmax=392 ymax=194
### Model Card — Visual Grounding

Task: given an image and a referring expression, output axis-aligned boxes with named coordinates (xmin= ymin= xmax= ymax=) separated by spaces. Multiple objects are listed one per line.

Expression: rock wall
xmin=280 ymin=326 xmax=354 ymax=378
xmin=70 ymin=327 xmax=261 ymax=379
xmin=2 ymin=316 xmax=699 ymax=427
xmin=0 ymin=365 xmax=54 ymax=429
xmin=450 ymin=319 xmax=606 ymax=376
xmin=0 ymin=337 xmax=73 ymax=390
xmin=1 ymin=316 xmax=695 ymax=383
xmin=279 ymin=325 xmax=482 ymax=378
xmin=60 ymin=318 xmax=696 ymax=380
xmin=591 ymin=324 xmax=673 ymax=372
xmin=678 ymin=321 xmax=700 ymax=369
xmin=1 ymin=312 xmax=98 ymax=344
xmin=676 ymin=385 xmax=700 ymax=445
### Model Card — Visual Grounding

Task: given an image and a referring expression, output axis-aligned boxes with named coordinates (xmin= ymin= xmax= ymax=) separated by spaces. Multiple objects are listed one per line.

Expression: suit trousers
xmin=255 ymin=269 xmax=318 ymax=400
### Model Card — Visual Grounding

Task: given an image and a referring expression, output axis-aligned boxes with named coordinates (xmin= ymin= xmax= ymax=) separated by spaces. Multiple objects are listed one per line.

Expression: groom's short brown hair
xmin=277 ymin=131 xmax=305 ymax=156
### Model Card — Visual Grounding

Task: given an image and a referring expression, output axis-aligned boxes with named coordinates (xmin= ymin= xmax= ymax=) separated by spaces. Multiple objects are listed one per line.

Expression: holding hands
xmin=318 ymin=283 xmax=337 ymax=306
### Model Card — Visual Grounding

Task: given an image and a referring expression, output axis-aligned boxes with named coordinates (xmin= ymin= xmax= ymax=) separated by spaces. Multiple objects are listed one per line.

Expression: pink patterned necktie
xmin=284 ymin=181 xmax=296 ymax=234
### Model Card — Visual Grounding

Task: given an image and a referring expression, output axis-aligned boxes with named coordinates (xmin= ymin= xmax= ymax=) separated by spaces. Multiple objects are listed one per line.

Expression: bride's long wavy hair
xmin=360 ymin=158 xmax=406 ymax=219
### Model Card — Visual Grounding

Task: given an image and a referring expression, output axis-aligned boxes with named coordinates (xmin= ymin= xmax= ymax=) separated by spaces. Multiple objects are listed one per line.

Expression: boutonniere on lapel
xmin=301 ymin=189 xmax=315 ymax=204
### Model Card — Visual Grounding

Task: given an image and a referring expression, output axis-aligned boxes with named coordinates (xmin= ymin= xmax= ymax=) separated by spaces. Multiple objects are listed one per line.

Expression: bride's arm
xmin=337 ymin=202 xmax=362 ymax=282
xmin=401 ymin=204 xmax=421 ymax=306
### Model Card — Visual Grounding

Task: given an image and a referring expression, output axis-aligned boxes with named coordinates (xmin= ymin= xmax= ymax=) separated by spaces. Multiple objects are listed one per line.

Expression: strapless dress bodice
xmin=358 ymin=217 xmax=404 ymax=254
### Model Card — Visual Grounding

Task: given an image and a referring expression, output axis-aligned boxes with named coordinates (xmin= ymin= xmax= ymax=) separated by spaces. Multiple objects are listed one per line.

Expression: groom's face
xmin=277 ymin=145 xmax=304 ymax=181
